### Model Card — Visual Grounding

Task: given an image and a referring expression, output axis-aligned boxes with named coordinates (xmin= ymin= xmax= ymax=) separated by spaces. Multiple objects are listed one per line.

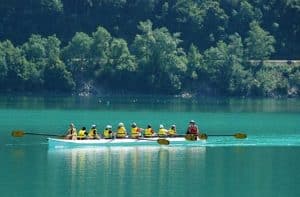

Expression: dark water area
xmin=1 ymin=95 xmax=299 ymax=112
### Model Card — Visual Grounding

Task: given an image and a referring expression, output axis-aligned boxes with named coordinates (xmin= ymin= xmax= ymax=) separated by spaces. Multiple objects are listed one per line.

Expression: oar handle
xmin=25 ymin=132 xmax=64 ymax=137
xmin=207 ymin=133 xmax=247 ymax=139
xmin=11 ymin=130 xmax=65 ymax=138
xmin=138 ymin=138 xmax=170 ymax=145
xmin=173 ymin=133 xmax=247 ymax=139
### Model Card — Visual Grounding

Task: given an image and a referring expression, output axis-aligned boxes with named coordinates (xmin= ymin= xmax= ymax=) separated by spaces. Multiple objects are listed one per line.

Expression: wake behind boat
xmin=47 ymin=137 xmax=206 ymax=148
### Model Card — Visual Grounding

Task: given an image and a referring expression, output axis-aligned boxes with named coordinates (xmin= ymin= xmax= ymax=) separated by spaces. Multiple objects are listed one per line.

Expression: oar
xmin=199 ymin=133 xmax=247 ymax=140
xmin=11 ymin=130 xmax=65 ymax=138
xmin=138 ymin=138 xmax=170 ymax=145
xmin=175 ymin=133 xmax=247 ymax=140
xmin=172 ymin=134 xmax=207 ymax=140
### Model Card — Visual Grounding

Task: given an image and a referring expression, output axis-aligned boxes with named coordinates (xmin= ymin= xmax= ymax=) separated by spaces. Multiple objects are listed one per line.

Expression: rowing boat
xmin=11 ymin=130 xmax=247 ymax=148
xmin=47 ymin=137 xmax=206 ymax=148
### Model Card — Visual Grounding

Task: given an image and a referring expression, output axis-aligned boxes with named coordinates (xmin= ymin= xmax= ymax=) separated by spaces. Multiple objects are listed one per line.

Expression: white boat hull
xmin=47 ymin=137 xmax=206 ymax=148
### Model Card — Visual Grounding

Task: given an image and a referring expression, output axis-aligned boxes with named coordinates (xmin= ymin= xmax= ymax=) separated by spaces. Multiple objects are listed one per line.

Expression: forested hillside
xmin=0 ymin=0 xmax=299 ymax=97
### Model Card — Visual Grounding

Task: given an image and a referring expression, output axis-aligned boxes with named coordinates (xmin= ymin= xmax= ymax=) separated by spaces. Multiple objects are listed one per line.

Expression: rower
xmin=116 ymin=122 xmax=127 ymax=138
xmin=168 ymin=125 xmax=177 ymax=137
xmin=130 ymin=122 xmax=142 ymax=138
xmin=88 ymin=124 xmax=100 ymax=139
xmin=186 ymin=120 xmax=200 ymax=140
xmin=103 ymin=125 xmax=113 ymax=139
xmin=77 ymin=127 xmax=87 ymax=140
xmin=65 ymin=123 xmax=77 ymax=140
xmin=158 ymin=124 xmax=168 ymax=137
xmin=144 ymin=124 xmax=156 ymax=138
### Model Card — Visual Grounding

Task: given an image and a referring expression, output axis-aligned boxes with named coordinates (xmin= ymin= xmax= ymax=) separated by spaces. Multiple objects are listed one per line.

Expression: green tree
xmin=0 ymin=39 xmax=43 ymax=91
xmin=200 ymin=0 xmax=229 ymax=42
xmin=168 ymin=0 xmax=228 ymax=49
xmin=21 ymin=35 xmax=48 ymax=88
xmin=244 ymin=21 xmax=276 ymax=60
xmin=44 ymin=58 xmax=75 ymax=92
xmin=186 ymin=44 xmax=204 ymax=80
xmin=43 ymin=35 xmax=75 ymax=92
xmin=131 ymin=20 xmax=187 ymax=93
xmin=185 ymin=44 xmax=205 ymax=90
xmin=203 ymin=41 xmax=230 ymax=94
xmin=41 ymin=0 xmax=63 ymax=13
xmin=227 ymin=33 xmax=253 ymax=95
xmin=288 ymin=67 xmax=300 ymax=96
xmin=0 ymin=40 xmax=28 ymax=90
xmin=202 ymin=34 xmax=254 ymax=96
xmin=90 ymin=26 xmax=112 ymax=66
xmin=254 ymin=68 xmax=288 ymax=96
xmin=0 ymin=42 xmax=8 ymax=83
xmin=22 ymin=34 xmax=47 ymax=63
xmin=21 ymin=34 xmax=74 ymax=91
xmin=290 ymin=71 xmax=300 ymax=87
xmin=109 ymin=38 xmax=137 ymax=73
xmin=228 ymin=0 xmax=262 ymax=36
xmin=95 ymin=38 xmax=137 ymax=88
xmin=62 ymin=32 xmax=93 ymax=75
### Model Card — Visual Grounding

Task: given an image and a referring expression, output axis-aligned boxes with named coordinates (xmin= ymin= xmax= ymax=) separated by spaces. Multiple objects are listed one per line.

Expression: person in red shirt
xmin=186 ymin=120 xmax=200 ymax=140
xmin=186 ymin=120 xmax=199 ymax=134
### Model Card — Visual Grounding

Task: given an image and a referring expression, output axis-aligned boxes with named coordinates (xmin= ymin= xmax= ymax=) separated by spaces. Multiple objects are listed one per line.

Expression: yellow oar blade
xmin=185 ymin=134 xmax=198 ymax=141
xmin=199 ymin=133 xmax=208 ymax=140
xmin=11 ymin=130 xmax=25 ymax=137
xmin=234 ymin=133 xmax=247 ymax=139
xmin=157 ymin=138 xmax=170 ymax=145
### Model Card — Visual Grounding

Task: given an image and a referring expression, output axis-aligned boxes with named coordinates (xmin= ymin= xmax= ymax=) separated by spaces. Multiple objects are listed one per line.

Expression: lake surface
xmin=1 ymin=96 xmax=300 ymax=197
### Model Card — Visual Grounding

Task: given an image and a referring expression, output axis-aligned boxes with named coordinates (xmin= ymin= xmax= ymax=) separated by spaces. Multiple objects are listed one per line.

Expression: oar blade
xmin=157 ymin=138 xmax=170 ymax=145
xmin=199 ymin=133 xmax=208 ymax=140
xmin=234 ymin=133 xmax=247 ymax=139
xmin=11 ymin=130 xmax=25 ymax=137
xmin=185 ymin=134 xmax=198 ymax=141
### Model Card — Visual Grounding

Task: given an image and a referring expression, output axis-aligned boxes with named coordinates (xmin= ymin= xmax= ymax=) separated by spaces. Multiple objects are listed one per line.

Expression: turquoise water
xmin=1 ymin=96 xmax=300 ymax=197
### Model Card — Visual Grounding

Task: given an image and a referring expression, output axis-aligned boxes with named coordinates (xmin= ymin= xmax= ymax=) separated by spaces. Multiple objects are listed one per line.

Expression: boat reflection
xmin=47 ymin=146 xmax=206 ymax=197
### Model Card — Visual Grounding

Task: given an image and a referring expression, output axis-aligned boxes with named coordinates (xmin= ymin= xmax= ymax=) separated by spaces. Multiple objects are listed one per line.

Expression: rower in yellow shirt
xmin=116 ymin=122 xmax=127 ymax=138
xmin=103 ymin=125 xmax=113 ymax=139
xmin=168 ymin=125 xmax=177 ymax=137
xmin=130 ymin=122 xmax=143 ymax=138
xmin=144 ymin=124 xmax=156 ymax=137
xmin=158 ymin=124 xmax=168 ymax=137
xmin=88 ymin=124 xmax=100 ymax=139
xmin=77 ymin=127 xmax=87 ymax=139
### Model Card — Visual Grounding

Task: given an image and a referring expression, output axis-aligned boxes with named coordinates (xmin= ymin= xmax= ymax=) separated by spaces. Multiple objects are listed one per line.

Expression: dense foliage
xmin=0 ymin=0 xmax=299 ymax=97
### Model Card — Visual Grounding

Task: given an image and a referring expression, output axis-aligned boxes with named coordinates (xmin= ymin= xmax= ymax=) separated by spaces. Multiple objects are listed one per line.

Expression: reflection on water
xmin=1 ymin=95 xmax=299 ymax=112
xmin=45 ymin=146 xmax=300 ymax=197
xmin=3 ymin=145 xmax=300 ymax=197
xmin=47 ymin=147 xmax=206 ymax=197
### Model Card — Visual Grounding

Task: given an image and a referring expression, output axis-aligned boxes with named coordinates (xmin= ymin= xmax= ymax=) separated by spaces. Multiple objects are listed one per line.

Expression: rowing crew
xmin=65 ymin=120 xmax=200 ymax=140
